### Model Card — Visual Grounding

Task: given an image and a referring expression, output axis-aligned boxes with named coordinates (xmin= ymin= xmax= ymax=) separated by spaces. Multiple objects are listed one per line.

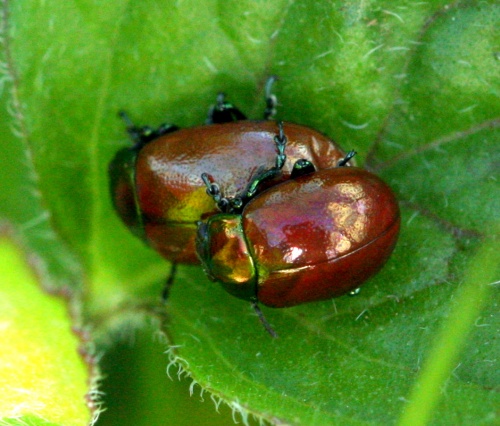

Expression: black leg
xmin=291 ymin=159 xmax=316 ymax=179
xmin=119 ymin=111 xmax=179 ymax=148
xmin=243 ymin=121 xmax=288 ymax=199
xmin=290 ymin=148 xmax=355 ymax=180
xmin=162 ymin=262 xmax=178 ymax=303
xmin=201 ymin=121 xmax=290 ymax=213
xmin=337 ymin=150 xmax=357 ymax=167
xmin=251 ymin=300 xmax=278 ymax=338
xmin=263 ymin=75 xmax=279 ymax=120
xmin=206 ymin=93 xmax=247 ymax=124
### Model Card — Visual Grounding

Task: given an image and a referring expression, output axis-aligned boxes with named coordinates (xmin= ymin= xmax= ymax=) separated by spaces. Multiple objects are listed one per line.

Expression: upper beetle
xmin=196 ymin=153 xmax=400 ymax=311
xmin=109 ymin=77 xmax=352 ymax=263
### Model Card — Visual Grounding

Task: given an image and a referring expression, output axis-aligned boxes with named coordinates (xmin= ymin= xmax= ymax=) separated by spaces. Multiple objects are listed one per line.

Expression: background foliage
xmin=0 ymin=0 xmax=498 ymax=425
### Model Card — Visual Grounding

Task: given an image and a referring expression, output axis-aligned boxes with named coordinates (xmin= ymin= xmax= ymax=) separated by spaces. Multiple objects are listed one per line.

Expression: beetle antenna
xmin=251 ymin=300 xmax=278 ymax=338
xmin=338 ymin=150 xmax=357 ymax=167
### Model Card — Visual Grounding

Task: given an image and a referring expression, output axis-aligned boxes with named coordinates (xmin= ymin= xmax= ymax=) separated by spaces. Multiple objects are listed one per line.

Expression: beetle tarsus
xmin=264 ymin=75 xmax=279 ymax=120
xmin=273 ymin=121 xmax=288 ymax=169
xmin=202 ymin=173 xmax=239 ymax=213
xmin=251 ymin=300 xmax=278 ymax=338
xmin=206 ymin=92 xmax=247 ymax=124
xmin=119 ymin=110 xmax=179 ymax=147
xmin=202 ymin=173 xmax=220 ymax=198
xmin=338 ymin=150 xmax=357 ymax=167
xmin=204 ymin=121 xmax=290 ymax=212
xmin=242 ymin=121 xmax=289 ymax=200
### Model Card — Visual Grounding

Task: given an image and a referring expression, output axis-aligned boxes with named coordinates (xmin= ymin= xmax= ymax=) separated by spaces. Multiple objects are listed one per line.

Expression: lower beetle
xmin=109 ymin=77 xmax=352 ymax=265
xmin=196 ymin=154 xmax=400 ymax=334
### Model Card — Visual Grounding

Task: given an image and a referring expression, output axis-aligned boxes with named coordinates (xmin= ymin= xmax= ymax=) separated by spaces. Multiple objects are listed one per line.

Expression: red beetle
xmin=196 ymin=160 xmax=400 ymax=310
xmin=109 ymin=78 xmax=352 ymax=264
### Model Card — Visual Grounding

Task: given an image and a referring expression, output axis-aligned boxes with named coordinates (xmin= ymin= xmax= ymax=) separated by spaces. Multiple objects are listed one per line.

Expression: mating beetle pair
xmin=110 ymin=78 xmax=350 ymax=264
xmin=109 ymin=78 xmax=400 ymax=334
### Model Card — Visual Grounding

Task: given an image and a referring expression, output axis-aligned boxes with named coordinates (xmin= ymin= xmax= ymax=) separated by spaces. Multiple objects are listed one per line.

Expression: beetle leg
xmin=251 ymin=300 xmax=278 ymax=338
xmin=273 ymin=121 xmax=287 ymax=169
xmin=263 ymin=75 xmax=279 ymax=120
xmin=202 ymin=167 xmax=275 ymax=214
xmin=201 ymin=121 xmax=289 ymax=213
xmin=244 ymin=165 xmax=282 ymax=200
xmin=291 ymin=159 xmax=317 ymax=179
xmin=337 ymin=150 xmax=357 ymax=167
xmin=118 ymin=110 xmax=179 ymax=148
xmin=243 ymin=121 xmax=289 ymax=200
xmin=206 ymin=92 xmax=247 ymax=124
xmin=201 ymin=173 xmax=234 ymax=213
xmin=161 ymin=262 xmax=178 ymax=303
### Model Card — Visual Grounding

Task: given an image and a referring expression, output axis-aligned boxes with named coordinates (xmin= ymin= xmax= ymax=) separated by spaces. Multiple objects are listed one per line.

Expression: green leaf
xmin=399 ymin=229 xmax=499 ymax=426
xmin=0 ymin=235 xmax=93 ymax=425
xmin=0 ymin=0 xmax=498 ymax=425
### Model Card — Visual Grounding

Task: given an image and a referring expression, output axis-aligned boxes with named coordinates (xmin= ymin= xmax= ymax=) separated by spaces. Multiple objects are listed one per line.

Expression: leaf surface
xmin=0 ymin=1 xmax=498 ymax=425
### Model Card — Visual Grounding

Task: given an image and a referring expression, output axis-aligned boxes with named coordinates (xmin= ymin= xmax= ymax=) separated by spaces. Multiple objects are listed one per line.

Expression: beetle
xmin=196 ymin=153 xmax=400 ymax=334
xmin=109 ymin=77 xmax=352 ymax=265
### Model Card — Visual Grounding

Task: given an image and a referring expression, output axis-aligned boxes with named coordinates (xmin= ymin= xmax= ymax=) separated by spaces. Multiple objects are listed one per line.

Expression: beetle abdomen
xmin=242 ymin=167 xmax=400 ymax=307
